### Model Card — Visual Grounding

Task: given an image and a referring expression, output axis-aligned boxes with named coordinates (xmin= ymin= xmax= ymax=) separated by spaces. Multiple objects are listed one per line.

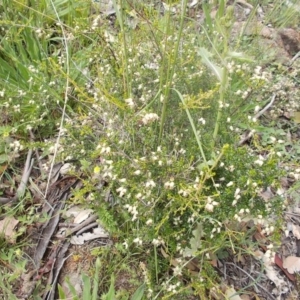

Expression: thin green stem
xmin=112 ymin=0 xmax=131 ymax=97
xmin=211 ymin=67 xmax=228 ymax=149
xmin=154 ymin=245 xmax=158 ymax=284
xmin=158 ymin=0 xmax=188 ymax=144
xmin=173 ymin=88 xmax=207 ymax=164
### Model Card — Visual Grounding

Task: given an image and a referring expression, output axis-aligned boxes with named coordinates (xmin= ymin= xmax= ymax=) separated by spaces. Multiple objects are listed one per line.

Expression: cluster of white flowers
xmin=164 ymin=180 xmax=175 ymax=190
xmin=205 ymin=197 xmax=219 ymax=212
xmin=248 ymin=115 xmax=258 ymax=123
xmin=289 ymin=168 xmax=300 ymax=180
xmin=233 ymin=208 xmax=250 ymax=222
xmin=116 ymin=186 xmax=127 ymax=197
xmin=146 ymin=219 xmax=153 ymax=225
xmin=198 ymin=117 xmax=206 ymax=125
xmin=236 ymin=88 xmax=252 ymax=100
xmin=165 ymin=282 xmax=180 ymax=293
xmin=13 ymin=104 xmax=20 ymax=112
xmin=145 ymin=179 xmax=156 ymax=189
xmin=102 ymin=159 xmax=115 ymax=179
xmin=261 ymin=225 xmax=275 ymax=236
xmin=125 ymin=98 xmax=135 ymax=109
xmin=173 ymin=216 xmax=182 ymax=226
xmin=232 ymin=187 xmax=241 ymax=206
xmin=18 ymin=89 xmax=26 ymax=97
xmin=187 ymin=212 xmax=197 ymax=224
xmin=210 ymin=226 xmax=222 ymax=239
xmin=250 ymin=66 xmax=271 ymax=82
xmin=124 ymin=204 xmax=138 ymax=221
xmin=178 ymin=189 xmax=189 ymax=197
xmin=225 ymin=165 xmax=235 ymax=172
xmin=152 ymin=236 xmax=165 ymax=247
xmin=28 ymin=65 xmax=39 ymax=73
xmin=254 ymin=155 xmax=265 ymax=166
xmin=141 ymin=113 xmax=159 ymax=125
xmin=96 ymin=143 xmax=111 ymax=154
xmin=9 ymin=140 xmax=24 ymax=153
xmin=133 ymin=237 xmax=143 ymax=245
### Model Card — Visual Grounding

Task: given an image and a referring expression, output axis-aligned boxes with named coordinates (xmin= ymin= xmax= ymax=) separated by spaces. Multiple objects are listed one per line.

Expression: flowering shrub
xmin=1 ymin=0 xmax=294 ymax=298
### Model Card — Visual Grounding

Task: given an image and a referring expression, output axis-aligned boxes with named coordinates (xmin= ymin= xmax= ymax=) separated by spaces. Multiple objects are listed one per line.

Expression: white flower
xmin=145 ymin=180 xmax=156 ymax=189
xmin=123 ymin=241 xmax=128 ymax=249
xmin=173 ymin=265 xmax=182 ymax=276
xmin=100 ymin=146 xmax=111 ymax=154
xmin=152 ymin=237 xmax=164 ymax=246
xmin=135 ymin=193 xmax=142 ymax=199
xmin=276 ymin=188 xmax=285 ymax=196
xmin=198 ymin=118 xmax=206 ymax=125
xmin=125 ymin=98 xmax=135 ymax=108
xmin=164 ymin=181 xmax=175 ymax=190
xmin=205 ymin=203 xmax=214 ymax=212
xmin=152 ymin=239 xmax=160 ymax=246
xmin=239 ymin=208 xmax=245 ymax=215
xmin=234 ymin=214 xmax=241 ymax=222
xmin=234 ymin=188 xmax=241 ymax=197
xmin=133 ymin=237 xmax=143 ymax=245
xmin=146 ymin=219 xmax=153 ymax=225
xmin=133 ymin=170 xmax=141 ymax=175
xmin=254 ymin=158 xmax=264 ymax=166
xmin=141 ymin=113 xmax=159 ymax=125
xmin=228 ymin=165 xmax=235 ymax=172
xmin=116 ymin=187 xmax=127 ymax=197
xmin=226 ymin=181 xmax=234 ymax=187
xmin=179 ymin=148 xmax=186 ymax=154
xmin=178 ymin=189 xmax=189 ymax=197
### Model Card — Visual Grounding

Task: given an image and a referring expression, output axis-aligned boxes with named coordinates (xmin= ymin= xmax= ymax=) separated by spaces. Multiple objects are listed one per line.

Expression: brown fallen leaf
xmin=282 ymin=256 xmax=300 ymax=274
xmin=275 ymin=254 xmax=295 ymax=281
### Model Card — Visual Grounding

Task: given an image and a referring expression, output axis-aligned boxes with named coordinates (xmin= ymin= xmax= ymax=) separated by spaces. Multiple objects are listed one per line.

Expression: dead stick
xmin=238 ymin=94 xmax=276 ymax=146
xmin=0 ymin=149 xmax=34 ymax=204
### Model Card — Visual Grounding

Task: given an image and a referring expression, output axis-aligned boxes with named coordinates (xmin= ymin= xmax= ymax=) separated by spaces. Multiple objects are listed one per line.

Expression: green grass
xmin=0 ymin=0 xmax=299 ymax=299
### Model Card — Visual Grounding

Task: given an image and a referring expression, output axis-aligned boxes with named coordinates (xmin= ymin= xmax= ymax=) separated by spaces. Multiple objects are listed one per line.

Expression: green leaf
xmin=82 ymin=273 xmax=92 ymax=300
xmin=104 ymin=275 xmax=116 ymax=300
xmin=0 ymin=154 xmax=9 ymax=164
xmin=92 ymin=257 xmax=101 ymax=300
xmin=57 ymin=284 xmax=67 ymax=299
xmin=131 ymin=284 xmax=145 ymax=300
xmin=65 ymin=276 xmax=80 ymax=300
xmin=198 ymin=47 xmax=222 ymax=81
xmin=183 ymin=223 xmax=203 ymax=257
xmin=227 ymin=51 xmax=253 ymax=62
xmin=293 ymin=112 xmax=300 ymax=123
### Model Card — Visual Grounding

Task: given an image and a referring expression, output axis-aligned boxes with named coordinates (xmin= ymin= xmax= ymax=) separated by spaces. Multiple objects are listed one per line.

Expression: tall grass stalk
xmin=112 ymin=0 xmax=131 ymax=97
xmin=158 ymin=0 xmax=188 ymax=144
xmin=44 ymin=0 xmax=71 ymax=205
